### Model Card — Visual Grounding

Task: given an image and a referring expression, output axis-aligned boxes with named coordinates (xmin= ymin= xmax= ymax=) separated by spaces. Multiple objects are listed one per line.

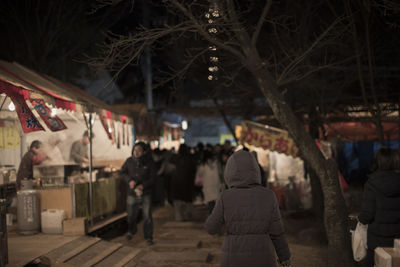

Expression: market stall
xmin=0 ymin=60 xmax=139 ymax=227
xmin=238 ymin=120 xmax=312 ymax=210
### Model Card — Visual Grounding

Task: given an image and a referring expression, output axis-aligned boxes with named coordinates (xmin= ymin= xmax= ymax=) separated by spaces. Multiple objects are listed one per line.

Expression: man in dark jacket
xmin=358 ymin=147 xmax=400 ymax=267
xmin=121 ymin=142 xmax=155 ymax=245
xmin=16 ymin=140 xmax=47 ymax=190
xmin=205 ymin=150 xmax=291 ymax=267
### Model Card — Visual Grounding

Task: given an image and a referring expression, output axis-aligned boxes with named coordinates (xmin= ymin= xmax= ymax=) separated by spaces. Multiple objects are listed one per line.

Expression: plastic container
xmin=41 ymin=209 xmax=66 ymax=234
xmin=17 ymin=190 xmax=40 ymax=235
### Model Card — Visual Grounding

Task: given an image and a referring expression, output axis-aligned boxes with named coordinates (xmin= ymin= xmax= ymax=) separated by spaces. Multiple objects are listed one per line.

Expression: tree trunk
xmin=213 ymin=98 xmax=239 ymax=145
xmin=245 ymin=51 xmax=354 ymax=266
xmin=307 ymin=162 xmax=325 ymax=225
xmin=306 ymin=111 xmax=325 ymax=226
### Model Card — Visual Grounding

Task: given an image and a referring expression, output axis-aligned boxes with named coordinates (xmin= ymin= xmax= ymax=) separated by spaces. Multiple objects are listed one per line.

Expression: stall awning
xmin=0 ymin=60 xmax=135 ymax=124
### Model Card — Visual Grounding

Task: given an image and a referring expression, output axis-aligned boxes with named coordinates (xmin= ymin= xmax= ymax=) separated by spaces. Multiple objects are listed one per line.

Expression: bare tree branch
xmin=152 ymin=47 xmax=209 ymax=89
xmin=277 ymin=16 xmax=344 ymax=84
xmin=251 ymin=0 xmax=273 ymax=46
xmin=170 ymin=0 xmax=245 ymax=60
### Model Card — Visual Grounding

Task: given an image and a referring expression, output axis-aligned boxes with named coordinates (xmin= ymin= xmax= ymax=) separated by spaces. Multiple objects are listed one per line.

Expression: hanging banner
xmin=117 ymin=128 xmax=121 ymax=149
xmin=111 ymin=120 xmax=116 ymax=145
xmin=99 ymin=115 xmax=113 ymax=143
xmin=0 ymin=80 xmax=44 ymax=133
xmin=0 ymin=128 xmax=3 ymax=149
xmin=5 ymin=127 xmax=18 ymax=149
xmin=122 ymin=121 xmax=126 ymax=146
xmin=13 ymin=95 xmax=44 ymax=133
xmin=30 ymin=99 xmax=67 ymax=132
xmin=240 ymin=120 xmax=299 ymax=157
xmin=0 ymin=128 xmax=20 ymax=149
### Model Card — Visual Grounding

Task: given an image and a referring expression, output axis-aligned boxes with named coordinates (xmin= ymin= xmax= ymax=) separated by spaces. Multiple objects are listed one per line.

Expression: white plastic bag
xmin=350 ymin=222 xmax=368 ymax=261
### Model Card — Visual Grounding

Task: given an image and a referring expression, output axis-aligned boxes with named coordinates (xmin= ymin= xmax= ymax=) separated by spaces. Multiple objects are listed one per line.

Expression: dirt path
xmin=111 ymin=204 xmax=328 ymax=266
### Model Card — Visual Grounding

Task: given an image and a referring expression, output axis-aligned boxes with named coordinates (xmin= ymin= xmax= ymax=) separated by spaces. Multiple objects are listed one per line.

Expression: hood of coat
xmin=224 ymin=150 xmax=261 ymax=188
xmin=368 ymin=171 xmax=400 ymax=197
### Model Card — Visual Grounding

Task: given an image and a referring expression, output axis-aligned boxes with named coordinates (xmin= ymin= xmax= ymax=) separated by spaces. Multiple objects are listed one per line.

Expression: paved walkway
xmin=112 ymin=204 xmax=328 ymax=266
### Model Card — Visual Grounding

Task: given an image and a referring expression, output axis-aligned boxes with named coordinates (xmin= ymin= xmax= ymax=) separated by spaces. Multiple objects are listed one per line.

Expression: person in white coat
xmin=196 ymin=149 xmax=221 ymax=214
xmin=41 ymin=133 xmax=66 ymax=165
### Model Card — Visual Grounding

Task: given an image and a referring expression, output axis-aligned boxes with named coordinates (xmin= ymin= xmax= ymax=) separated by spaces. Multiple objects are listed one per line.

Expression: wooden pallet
xmin=39 ymin=236 xmax=141 ymax=266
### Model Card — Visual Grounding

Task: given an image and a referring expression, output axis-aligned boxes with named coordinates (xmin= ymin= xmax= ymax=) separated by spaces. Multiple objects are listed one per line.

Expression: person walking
xmin=205 ymin=150 xmax=291 ymax=267
xmin=170 ymin=144 xmax=196 ymax=221
xmin=121 ymin=142 xmax=156 ymax=245
xmin=358 ymin=147 xmax=400 ymax=267
xmin=196 ymin=150 xmax=221 ymax=214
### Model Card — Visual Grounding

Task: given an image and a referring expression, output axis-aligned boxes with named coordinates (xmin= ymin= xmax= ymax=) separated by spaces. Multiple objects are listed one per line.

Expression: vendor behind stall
xmin=16 ymin=140 xmax=48 ymax=189
xmin=69 ymin=131 xmax=94 ymax=165
xmin=41 ymin=133 xmax=66 ymax=165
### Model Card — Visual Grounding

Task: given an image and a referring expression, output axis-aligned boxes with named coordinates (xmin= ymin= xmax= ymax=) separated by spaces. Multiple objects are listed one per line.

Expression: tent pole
xmin=88 ymin=112 xmax=94 ymax=227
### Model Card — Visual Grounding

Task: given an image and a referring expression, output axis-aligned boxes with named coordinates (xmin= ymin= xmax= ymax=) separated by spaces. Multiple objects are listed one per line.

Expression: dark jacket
xmin=120 ymin=155 xmax=155 ymax=196
xmin=16 ymin=150 xmax=35 ymax=189
xmin=205 ymin=150 xmax=291 ymax=267
xmin=358 ymin=171 xmax=400 ymax=249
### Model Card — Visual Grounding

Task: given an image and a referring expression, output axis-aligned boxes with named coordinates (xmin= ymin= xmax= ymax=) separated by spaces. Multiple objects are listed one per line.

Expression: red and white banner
xmin=0 ymin=80 xmax=44 ymax=133
xmin=99 ymin=115 xmax=114 ymax=143
xmin=30 ymin=99 xmax=67 ymax=132
xmin=240 ymin=120 xmax=299 ymax=157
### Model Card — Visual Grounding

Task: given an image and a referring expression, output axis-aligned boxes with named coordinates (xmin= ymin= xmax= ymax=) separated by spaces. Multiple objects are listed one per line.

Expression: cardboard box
xmin=63 ymin=218 xmax=87 ymax=236
xmin=375 ymin=247 xmax=400 ymax=267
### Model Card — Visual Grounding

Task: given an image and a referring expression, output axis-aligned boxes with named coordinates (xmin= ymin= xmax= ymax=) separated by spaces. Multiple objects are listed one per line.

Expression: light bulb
xmin=8 ymin=102 xmax=15 ymax=111
xmin=210 ymin=56 xmax=219 ymax=62
xmin=182 ymin=120 xmax=188 ymax=130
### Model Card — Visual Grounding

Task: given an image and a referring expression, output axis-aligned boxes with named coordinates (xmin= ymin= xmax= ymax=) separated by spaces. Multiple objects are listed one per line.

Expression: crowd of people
xmin=120 ymin=140 xmax=292 ymax=266
xmin=16 ymin=132 xmax=400 ymax=266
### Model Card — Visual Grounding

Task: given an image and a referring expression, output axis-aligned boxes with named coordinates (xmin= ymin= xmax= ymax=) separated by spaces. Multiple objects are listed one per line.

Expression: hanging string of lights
xmin=205 ymin=2 xmax=220 ymax=81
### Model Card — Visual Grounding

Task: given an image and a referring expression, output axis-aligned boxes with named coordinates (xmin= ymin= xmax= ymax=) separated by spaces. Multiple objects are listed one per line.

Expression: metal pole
xmin=88 ymin=113 xmax=94 ymax=227
xmin=141 ymin=0 xmax=153 ymax=111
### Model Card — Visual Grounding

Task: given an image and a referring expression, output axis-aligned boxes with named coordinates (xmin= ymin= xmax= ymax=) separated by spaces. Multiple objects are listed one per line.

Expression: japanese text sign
xmin=240 ymin=120 xmax=299 ymax=157
xmin=30 ymin=99 xmax=67 ymax=132
xmin=0 ymin=81 xmax=44 ymax=133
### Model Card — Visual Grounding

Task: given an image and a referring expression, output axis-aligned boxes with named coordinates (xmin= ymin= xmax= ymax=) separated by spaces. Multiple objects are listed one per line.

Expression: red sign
xmin=240 ymin=120 xmax=299 ymax=157
xmin=13 ymin=95 xmax=44 ymax=133
xmin=30 ymin=99 xmax=67 ymax=132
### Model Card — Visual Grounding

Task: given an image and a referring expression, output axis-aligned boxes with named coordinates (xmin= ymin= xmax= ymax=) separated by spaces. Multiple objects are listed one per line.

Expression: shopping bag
xmin=351 ymin=222 xmax=368 ymax=261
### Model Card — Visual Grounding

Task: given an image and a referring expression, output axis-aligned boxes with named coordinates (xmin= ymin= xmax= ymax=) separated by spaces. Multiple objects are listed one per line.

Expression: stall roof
xmin=0 ymin=60 xmax=145 ymax=122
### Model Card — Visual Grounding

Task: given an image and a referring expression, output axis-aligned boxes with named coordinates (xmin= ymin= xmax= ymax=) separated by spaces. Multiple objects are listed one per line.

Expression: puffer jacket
xmin=120 ymin=155 xmax=155 ymax=196
xmin=358 ymin=170 xmax=400 ymax=249
xmin=205 ymin=150 xmax=291 ymax=267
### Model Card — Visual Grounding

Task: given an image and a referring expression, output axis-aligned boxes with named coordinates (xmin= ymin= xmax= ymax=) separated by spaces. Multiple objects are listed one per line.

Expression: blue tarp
xmin=338 ymin=140 xmax=399 ymax=184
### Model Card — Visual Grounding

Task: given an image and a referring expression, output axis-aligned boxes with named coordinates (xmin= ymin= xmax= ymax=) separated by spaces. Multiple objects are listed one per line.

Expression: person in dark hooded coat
xmin=205 ymin=150 xmax=291 ymax=267
xmin=358 ymin=147 xmax=400 ymax=267
xmin=170 ymin=144 xmax=197 ymax=221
